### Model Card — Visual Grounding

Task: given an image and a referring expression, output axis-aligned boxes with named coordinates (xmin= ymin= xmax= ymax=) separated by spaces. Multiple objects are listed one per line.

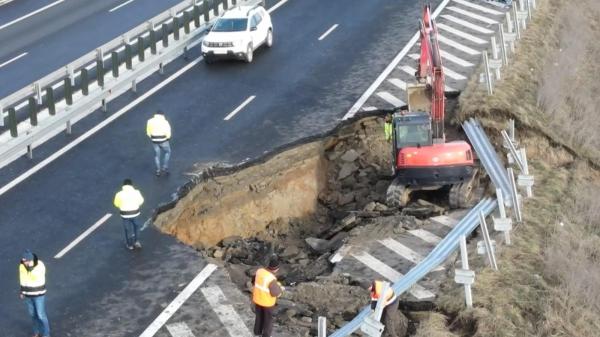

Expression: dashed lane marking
xmin=437 ymin=35 xmax=481 ymax=55
xmin=376 ymin=91 xmax=405 ymax=107
xmin=351 ymin=251 xmax=435 ymax=299
xmin=430 ymin=215 xmax=459 ymax=228
xmin=201 ymin=286 xmax=253 ymax=337
xmin=54 ymin=213 xmax=112 ymax=259
xmin=139 ymin=264 xmax=218 ymax=337
xmin=388 ymin=78 xmax=407 ymax=91
xmin=166 ymin=322 xmax=196 ymax=337
xmin=0 ymin=52 xmax=28 ymax=69
xmin=378 ymin=238 xmax=444 ymax=271
xmin=109 ymin=0 xmax=136 ymax=12
xmin=318 ymin=24 xmax=339 ymax=41
xmin=407 ymin=229 xmax=442 ymax=245
xmin=0 ymin=0 xmax=64 ymax=31
xmin=440 ymin=14 xmax=494 ymax=34
xmin=452 ymin=0 xmax=504 ymax=15
xmin=437 ymin=23 xmax=487 ymax=44
xmin=224 ymin=95 xmax=256 ymax=121
xmin=447 ymin=6 xmax=498 ymax=25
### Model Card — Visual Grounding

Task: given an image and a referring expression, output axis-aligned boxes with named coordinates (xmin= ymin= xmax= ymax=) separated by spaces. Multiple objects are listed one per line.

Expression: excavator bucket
xmin=407 ymin=83 xmax=431 ymax=113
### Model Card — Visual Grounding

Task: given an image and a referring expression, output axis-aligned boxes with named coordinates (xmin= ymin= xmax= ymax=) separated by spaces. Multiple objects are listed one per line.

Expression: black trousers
xmin=253 ymin=304 xmax=274 ymax=337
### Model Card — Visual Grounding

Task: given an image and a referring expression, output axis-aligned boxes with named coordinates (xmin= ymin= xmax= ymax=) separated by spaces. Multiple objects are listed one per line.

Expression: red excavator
xmin=386 ymin=5 xmax=477 ymax=208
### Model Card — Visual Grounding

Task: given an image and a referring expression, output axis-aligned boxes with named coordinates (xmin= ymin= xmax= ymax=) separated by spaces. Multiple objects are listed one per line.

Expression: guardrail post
xmin=501 ymin=130 xmax=524 ymax=171
xmin=132 ymin=79 xmax=137 ymax=93
xmin=479 ymin=211 xmax=498 ymax=271
xmin=81 ymin=68 xmax=89 ymax=95
xmin=183 ymin=10 xmax=191 ymax=34
xmin=203 ymin=0 xmax=210 ymax=22
xmin=125 ymin=41 xmax=133 ymax=70
xmin=64 ymin=77 xmax=73 ymax=106
xmin=28 ymin=97 xmax=38 ymax=126
xmin=138 ymin=36 xmax=145 ymax=62
xmin=173 ymin=16 xmax=181 ymax=41
xmin=0 ymin=104 xmax=4 ymax=127
xmin=213 ymin=0 xmax=219 ymax=16
xmin=512 ymin=3 xmax=521 ymax=39
xmin=373 ymin=282 xmax=389 ymax=322
xmin=111 ymin=51 xmax=119 ymax=78
xmin=455 ymin=235 xmax=474 ymax=308
xmin=193 ymin=5 xmax=201 ymax=27
xmin=232 ymin=0 xmax=237 ymax=6
xmin=66 ymin=64 xmax=75 ymax=86
xmin=490 ymin=36 xmax=501 ymax=80
xmin=46 ymin=87 xmax=56 ymax=115
xmin=318 ymin=316 xmax=327 ymax=337
xmin=8 ymin=107 xmax=18 ymax=137
xmin=507 ymin=167 xmax=523 ymax=223
xmin=101 ymin=99 xmax=107 ymax=112
xmin=517 ymin=148 xmax=534 ymax=198
xmin=498 ymin=24 xmax=509 ymax=66
xmin=96 ymin=48 xmax=105 ymax=88
xmin=483 ymin=51 xmax=493 ymax=95
xmin=493 ymin=188 xmax=512 ymax=245
xmin=66 ymin=120 xmax=72 ymax=135
xmin=34 ymin=82 xmax=43 ymax=105
xmin=223 ymin=0 xmax=229 ymax=10
xmin=162 ymin=23 xmax=169 ymax=47
xmin=159 ymin=62 xmax=165 ymax=75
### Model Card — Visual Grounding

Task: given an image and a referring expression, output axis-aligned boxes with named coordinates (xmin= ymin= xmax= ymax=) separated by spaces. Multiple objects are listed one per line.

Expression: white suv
xmin=201 ymin=5 xmax=273 ymax=63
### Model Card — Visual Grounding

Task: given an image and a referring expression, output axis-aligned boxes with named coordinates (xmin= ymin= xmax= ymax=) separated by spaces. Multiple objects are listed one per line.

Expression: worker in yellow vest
xmin=19 ymin=250 xmax=50 ymax=337
xmin=252 ymin=257 xmax=284 ymax=337
xmin=146 ymin=110 xmax=172 ymax=176
xmin=113 ymin=179 xmax=145 ymax=250
xmin=384 ymin=114 xmax=393 ymax=142
xmin=369 ymin=280 xmax=401 ymax=337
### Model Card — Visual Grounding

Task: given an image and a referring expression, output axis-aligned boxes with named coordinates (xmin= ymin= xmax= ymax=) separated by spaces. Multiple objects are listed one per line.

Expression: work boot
xmin=155 ymin=170 xmax=161 ymax=177
xmin=162 ymin=168 xmax=170 ymax=176
xmin=134 ymin=241 xmax=142 ymax=249
xmin=125 ymin=244 xmax=134 ymax=251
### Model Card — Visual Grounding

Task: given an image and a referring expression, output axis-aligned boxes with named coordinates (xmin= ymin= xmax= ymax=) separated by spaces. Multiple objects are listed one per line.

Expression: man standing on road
xmin=252 ymin=256 xmax=284 ymax=337
xmin=384 ymin=114 xmax=393 ymax=142
xmin=113 ymin=179 xmax=145 ymax=250
xmin=369 ymin=280 xmax=403 ymax=337
xmin=19 ymin=250 xmax=50 ymax=337
xmin=146 ymin=110 xmax=172 ymax=176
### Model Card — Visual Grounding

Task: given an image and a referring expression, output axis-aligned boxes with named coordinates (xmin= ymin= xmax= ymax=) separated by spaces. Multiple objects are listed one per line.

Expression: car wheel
xmin=245 ymin=44 xmax=253 ymax=63
xmin=266 ymin=29 xmax=273 ymax=48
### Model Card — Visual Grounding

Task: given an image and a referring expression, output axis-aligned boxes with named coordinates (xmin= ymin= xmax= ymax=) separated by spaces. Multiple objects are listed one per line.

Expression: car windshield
xmin=395 ymin=124 xmax=431 ymax=148
xmin=212 ymin=18 xmax=248 ymax=32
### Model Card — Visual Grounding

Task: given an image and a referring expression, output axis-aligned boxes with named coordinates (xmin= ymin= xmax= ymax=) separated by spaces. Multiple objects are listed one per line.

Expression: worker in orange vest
xmin=370 ymin=280 xmax=400 ymax=337
xmin=252 ymin=256 xmax=284 ymax=337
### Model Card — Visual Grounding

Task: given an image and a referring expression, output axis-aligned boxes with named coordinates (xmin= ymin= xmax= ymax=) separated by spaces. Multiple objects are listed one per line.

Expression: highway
xmin=0 ymin=0 xmax=183 ymax=97
xmin=0 ymin=0 xmax=441 ymax=335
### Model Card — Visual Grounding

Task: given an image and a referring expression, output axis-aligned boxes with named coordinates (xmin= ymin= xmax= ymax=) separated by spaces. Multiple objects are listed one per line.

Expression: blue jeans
xmin=153 ymin=141 xmax=171 ymax=171
xmin=24 ymin=295 xmax=50 ymax=336
xmin=122 ymin=217 xmax=140 ymax=246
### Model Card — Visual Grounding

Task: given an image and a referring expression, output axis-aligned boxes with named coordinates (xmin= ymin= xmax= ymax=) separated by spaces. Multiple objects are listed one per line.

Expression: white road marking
xmin=201 ymin=286 xmax=253 ymax=337
xmin=109 ymin=0 xmax=136 ymax=12
xmin=378 ymin=238 xmax=444 ymax=271
xmin=442 ymin=66 xmax=467 ymax=80
xmin=0 ymin=0 xmax=295 ymax=197
xmin=166 ymin=322 xmax=196 ymax=337
xmin=409 ymin=51 xmax=474 ymax=67
xmin=437 ymin=23 xmax=487 ymax=44
xmin=224 ymin=95 xmax=256 ymax=121
xmin=318 ymin=24 xmax=338 ymax=41
xmin=0 ymin=0 xmax=64 ymax=31
xmin=440 ymin=14 xmax=494 ymax=34
xmin=362 ymin=106 xmax=378 ymax=112
xmin=399 ymin=65 xmax=457 ymax=92
xmin=447 ymin=6 xmax=498 ymax=24
xmin=388 ymin=78 xmax=407 ymax=91
xmin=330 ymin=244 xmax=352 ymax=263
xmin=377 ymin=91 xmax=405 ymax=107
xmin=139 ymin=264 xmax=218 ymax=337
xmin=438 ymin=35 xmax=480 ymax=55
xmin=0 ymin=56 xmax=204 ymax=199
xmin=54 ymin=213 xmax=112 ymax=259
xmin=408 ymin=229 xmax=442 ymax=245
xmin=452 ymin=0 xmax=503 ymax=15
xmin=0 ymin=52 xmax=28 ymax=69
xmin=430 ymin=215 xmax=459 ymax=228
xmin=351 ymin=251 xmax=435 ymax=299
xmin=343 ymin=0 xmax=453 ymax=119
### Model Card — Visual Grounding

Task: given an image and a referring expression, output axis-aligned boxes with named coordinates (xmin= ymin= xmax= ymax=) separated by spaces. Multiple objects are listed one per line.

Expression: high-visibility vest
xmin=113 ymin=185 xmax=144 ymax=218
xmin=19 ymin=260 xmax=46 ymax=297
xmin=384 ymin=122 xmax=393 ymax=141
xmin=146 ymin=115 xmax=172 ymax=143
xmin=370 ymin=281 xmax=396 ymax=307
xmin=252 ymin=268 xmax=278 ymax=307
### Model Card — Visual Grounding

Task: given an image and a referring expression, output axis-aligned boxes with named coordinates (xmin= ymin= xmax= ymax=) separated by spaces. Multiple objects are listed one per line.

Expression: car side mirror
xmin=250 ymin=26 xmax=257 ymax=31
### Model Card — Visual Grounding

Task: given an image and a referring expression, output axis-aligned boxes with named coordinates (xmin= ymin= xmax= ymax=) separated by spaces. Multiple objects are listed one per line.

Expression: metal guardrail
xmin=0 ymin=0 xmax=259 ymax=169
xmin=329 ymin=198 xmax=498 ymax=337
xmin=463 ymin=118 xmax=512 ymax=202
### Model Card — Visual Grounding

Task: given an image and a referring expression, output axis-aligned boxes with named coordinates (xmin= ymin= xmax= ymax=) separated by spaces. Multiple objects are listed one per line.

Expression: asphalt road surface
xmin=0 ymin=0 xmax=442 ymax=335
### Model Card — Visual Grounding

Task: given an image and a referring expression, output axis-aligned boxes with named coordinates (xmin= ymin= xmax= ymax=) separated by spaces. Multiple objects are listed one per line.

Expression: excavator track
xmin=448 ymin=169 xmax=479 ymax=209
xmin=386 ymin=177 xmax=411 ymax=208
